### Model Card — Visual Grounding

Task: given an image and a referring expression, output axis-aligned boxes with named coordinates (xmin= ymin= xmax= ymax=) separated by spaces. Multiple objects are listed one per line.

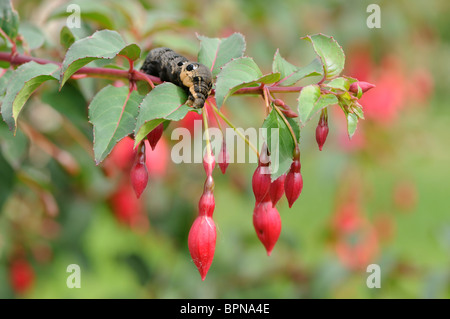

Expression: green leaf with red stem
xmin=88 ymin=85 xmax=143 ymax=164
xmin=1 ymin=62 xmax=60 ymax=133
xmin=302 ymin=34 xmax=345 ymax=80
xmin=272 ymin=50 xmax=323 ymax=86
xmin=215 ymin=57 xmax=280 ymax=108
xmin=197 ymin=33 xmax=246 ymax=77
xmin=134 ymin=82 xmax=198 ymax=146
xmin=0 ymin=0 xmax=19 ymax=42
xmin=297 ymin=84 xmax=338 ymax=127
xmin=60 ymin=30 xmax=140 ymax=88
xmin=262 ymin=109 xmax=300 ymax=180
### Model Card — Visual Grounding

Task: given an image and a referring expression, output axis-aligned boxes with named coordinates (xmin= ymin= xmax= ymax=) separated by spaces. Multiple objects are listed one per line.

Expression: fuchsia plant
xmin=0 ymin=1 xmax=375 ymax=280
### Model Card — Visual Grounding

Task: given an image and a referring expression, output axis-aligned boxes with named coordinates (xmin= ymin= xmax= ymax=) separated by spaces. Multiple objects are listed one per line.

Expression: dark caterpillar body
xmin=140 ymin=47 xmax=213 ymax=108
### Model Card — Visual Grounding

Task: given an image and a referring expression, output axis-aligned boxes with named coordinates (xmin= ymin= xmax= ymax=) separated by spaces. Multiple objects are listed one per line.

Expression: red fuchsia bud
xmin=284 ymin=167 xmax=303 ymax=208
xmin=188 ymin=215 xmax=217 ymax=281
xmin=273 ymin=99 xmax=285 ymax=107
xmin=9 ymin=259 xmax=35 ymax=294
xmin=284 ymin=145 xmax=303 ymax=208
xmin=349 ymin=81 xmax=376 ymax=94
xmin=253 ymin=199 xmax=282 ymax=256
xmin=269 ymin=174 xmax=286 ymax=207
xmin=280 ymin=108 xmax=298 ymax=118
xmin=315 ymin=109 xmax=329 ymax=151
xmin=147 ymin=123 xmax=164 ymax=150
xmin=198 ymin=191 xmax=215 ymax=217
xmin=218 ymin=141 xmax=230 ymax=174
xmin=203 ymin=150 xmax=215 ymax=176
xmin=130 ymin=142 xmax=148 ymax=199
xmin=252 ymin=166 xmax=271 ymax=204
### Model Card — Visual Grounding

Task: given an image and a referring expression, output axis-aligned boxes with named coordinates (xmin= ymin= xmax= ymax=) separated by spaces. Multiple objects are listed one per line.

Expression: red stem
xmin=0 ymin=52 xmax=303 ymax=95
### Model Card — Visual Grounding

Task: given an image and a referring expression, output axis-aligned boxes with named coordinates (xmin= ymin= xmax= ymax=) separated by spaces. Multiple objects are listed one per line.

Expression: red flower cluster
xmin=251 ymin=143 xmax=304 ymax=255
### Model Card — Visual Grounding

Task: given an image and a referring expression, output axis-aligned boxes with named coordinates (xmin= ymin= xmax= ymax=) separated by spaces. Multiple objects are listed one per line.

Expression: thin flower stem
xmin=272 ymin=103 xmax=298 ymax=145
xmin=202 ymin=106 xmax=212 ymax=158
xmin=207 ymin=100 xmax=259 ymax=157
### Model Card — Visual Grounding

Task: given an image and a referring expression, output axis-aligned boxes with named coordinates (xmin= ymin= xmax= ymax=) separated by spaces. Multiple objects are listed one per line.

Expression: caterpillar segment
xmin=140 ymin=48 xmax=213 ymax=108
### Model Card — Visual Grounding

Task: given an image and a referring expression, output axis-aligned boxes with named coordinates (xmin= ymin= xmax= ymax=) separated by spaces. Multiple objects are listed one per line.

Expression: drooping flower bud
xmin=203 ymin=150 xmax=215 ymax=177
xmin=269 ymin=174 xmax=286 ymax=207
xmin=284 ymin=145 xmax=303 ymax=208
xmin=147 ymin=123 xmax=164 ymax=150
xmin=188 ymin=216 xmax=217 ymax=281
xmin=198 ymin=191 xmax=215 ymax=217
xmin=349 ymin=81 xmax=376 ymax=94
xmin=130 ymin=142 xmax=148 ymax=199
xmin=218 ymin=141 xmax=230 ymax=174
xmin=315 ymin=109 xmax=329 ymax=151
xmin=253 ymin=198 xmax=282 ymax=256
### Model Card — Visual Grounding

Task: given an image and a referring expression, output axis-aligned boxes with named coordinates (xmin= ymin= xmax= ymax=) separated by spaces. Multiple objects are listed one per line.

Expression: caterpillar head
xmin=179 ymin=62 xmax=213 ymax=108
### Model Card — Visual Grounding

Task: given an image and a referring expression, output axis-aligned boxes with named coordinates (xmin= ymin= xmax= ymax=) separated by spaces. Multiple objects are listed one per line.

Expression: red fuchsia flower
xmin=252 ymin=143 xmax=271 ymax=204
xmin=218 ymin=141 xmax=230 ymax=174
xmin=9 ymin=259 xmax=35 ymax=295
xmin=349 ymin=81 xmax=376 ymax=95
xmin=147 ymin=123 xmax=164 ymax=150
xmin=188 ymin=215 xmax=217 ymax=281
xmin=253 ymin=196 xmax=282 ymax=256
xmin=269 ymin=174 xmax=286 ymax=207
xmin=203 ymin=150 xmax=215 ymax=177
xmin=315 ymin=109 xmax=329 ymax=151
xmin=284 ymin=145 xmax=303 ymax=208
xmin=130 ymin=142 xmax=149 ymax=199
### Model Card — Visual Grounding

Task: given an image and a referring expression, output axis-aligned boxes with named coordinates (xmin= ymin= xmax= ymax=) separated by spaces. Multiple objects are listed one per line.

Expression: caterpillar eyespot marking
xmin=140 ymin=48 xmax=213 ymax=109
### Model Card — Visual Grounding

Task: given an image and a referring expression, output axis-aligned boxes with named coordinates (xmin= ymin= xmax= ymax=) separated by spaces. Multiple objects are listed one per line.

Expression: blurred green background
xmin=0 ymin=0 xmax=449 ymax=298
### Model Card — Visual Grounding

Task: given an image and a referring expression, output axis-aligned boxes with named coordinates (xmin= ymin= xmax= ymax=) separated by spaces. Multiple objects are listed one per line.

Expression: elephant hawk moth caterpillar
xmin=140 ymin=47 xmax=213 ymax=109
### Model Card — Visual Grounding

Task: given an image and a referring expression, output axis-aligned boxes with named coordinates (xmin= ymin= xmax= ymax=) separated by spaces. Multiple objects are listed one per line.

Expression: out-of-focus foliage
xmin=0 ymin=0 xmax=449 ymax=298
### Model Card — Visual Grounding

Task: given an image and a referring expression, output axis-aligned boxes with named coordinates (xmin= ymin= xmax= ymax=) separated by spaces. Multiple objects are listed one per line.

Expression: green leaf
xmin=351 ymin=102 xmax=365 ymax=120
xmin=326 ymin=77 xmax=350 ymax=91
xmin=297 ymin=85 xmax=338 ymax=126
xmin=60 ymin=26 xmax=77 ymax=50
xmin=297 ymin=84 xmax=320 ymax=125
xmin=60 ymin=30 xmax=139 ymax=88
xmin=302 ymin=34 xmax=345 ymax=80
xmin=0 ymin=69 xmax=13 ymax=98
xmin=0 ymin=0 xmax=19 ymax=41
xmin=215 ymin=57 xmax=280 ymax=108
xmin=273 ymin=50 xmax=323 ymax=86
xmin=272 ymin=49 xmax=298 ymax=80
xmin=1 ymin=62 xmax=60 ymax=133
xmin=134 ymin=82 xmax=194 ymax=146
xmin=88 ymin=85 xmax=143 ymax=164
xmin=197 ymin=33 xmax=246 ymax=77
xmin=262 ymin=109 xmax=300 ymax=180
xmin=346 ymin=112 xmax=358 ymax=139
xmin=0 ymin=120 xmax=28 ymax=169
xmin=18 ymin=22 xmax=46 ymax=50
xmin=118 ymin=43 xmax=141 ymax=62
